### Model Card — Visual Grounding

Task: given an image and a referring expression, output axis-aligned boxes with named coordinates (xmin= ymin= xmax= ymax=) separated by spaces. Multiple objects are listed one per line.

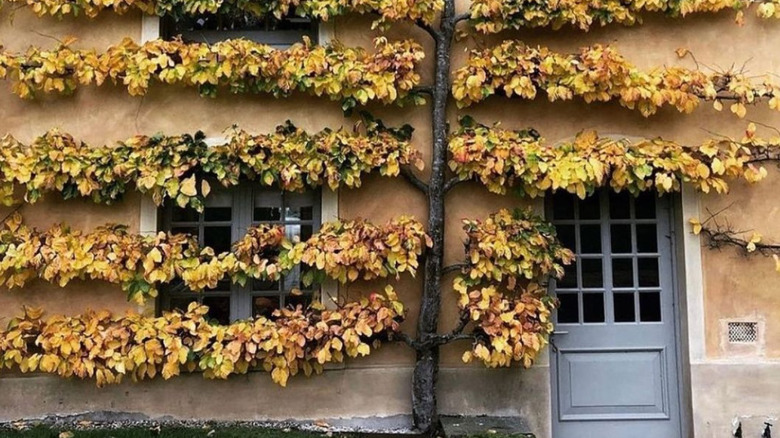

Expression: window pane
xmin=609 ymin=191 xmax=631 ymax=219
xmin=169 ymin=296 xmax=199 ymax=313
xmin=636 ymin=224 xmax=658 ymax=253
xmin=639 ymin=292 xmax=662 ymax=322
xmin=253 ymin=295 xmax=280 ymax=319
xmin=204 ymin=207 xmax=232 ymax=222
xmin=579 ymin=193 xmax=600 ymax=220
xmin=285 ymin=224 xmax=313 ymax=242
xmin=286 ymin=293 xmax=312 ymax=310
xmin=552 ymin=192 xmax=575 ymax=220
xmin=203 ymin=226 xmax=232 ymax=254
xmin=557 ymin=262 xmax=578 ymax=289
xmin=614 ymin=293 xmax=636 ymax=322
xmin=610 ymin=224 xmax=632 ymax=254
xmin=635 ymin=192 xmax=656 ymax=219
xmin=638 ymin=258 xmax=660 ymax=287
xmin=612 ymin=258 xmax=634 ymax=288
xmin=582 ymin=293 xmax=605 ymax=323
xmin=581 ymin=258 xmax=603 ymax=288
xmin=206 ymin=279 xmax=231 ymax=293
xmin=171 ymin=226 xmax=199 ymax=238
xmin=253 ymin=278 xmax=280 ymax=291
xmin=556 ymin=225 xmax=576 ymax=251
xmin=172 ymin=207 xmax=199 ymax=222
xmin=579 ymin=225 xmax=602 ymax=254
xmin=285 ymin=192 xmax=316 ymax=221
xmin=557 ymin=293 xmax=579 ymax=323
xmin=203 ymin=296 xmax=231 ymax=325
xmin=254 ymin=188 xmax=283 ymax=222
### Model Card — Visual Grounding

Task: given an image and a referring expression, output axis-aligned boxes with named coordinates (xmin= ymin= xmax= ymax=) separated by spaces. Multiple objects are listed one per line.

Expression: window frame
xmin=160 ymin=14 xmax=319 ymax=47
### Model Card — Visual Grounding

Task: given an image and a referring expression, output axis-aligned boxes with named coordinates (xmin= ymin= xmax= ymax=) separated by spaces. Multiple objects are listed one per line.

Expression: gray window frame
xmin=160 ymin=183 xmax=322 ymax=322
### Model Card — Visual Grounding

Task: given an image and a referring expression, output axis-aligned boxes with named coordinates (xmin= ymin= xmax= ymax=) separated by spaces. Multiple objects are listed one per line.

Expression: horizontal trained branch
xmin=0 ymin=37 xmax=425 ymax=109
xmin=449 ymin=118 xmax=780 ymax=197
xmin=0 ymin=120 xmax=422 ymax=210
xmin=0 ymin=214 xmax=431 ymax=303
xmin=467 ymin=0 xmax=780 ymax=32
xmin=0 ymin=0 xmax=444 ymax=28
xmin=691 ymin=213 xmax=780 ymax=272
xmin=0 ymin=288 xmax=405 ymax=387
xmin=452 ymin=42 xmax=780 ymax=116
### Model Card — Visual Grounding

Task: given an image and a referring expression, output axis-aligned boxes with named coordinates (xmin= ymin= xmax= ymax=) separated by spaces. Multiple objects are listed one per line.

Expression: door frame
xmin=545 ymin=191 xmax=693 ymax=438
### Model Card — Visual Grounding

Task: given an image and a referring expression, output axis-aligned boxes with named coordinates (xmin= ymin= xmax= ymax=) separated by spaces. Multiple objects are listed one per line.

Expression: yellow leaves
xmin=0 ymin=122 xmax=420 ymax=210
xmin=450 ymin=121 xmax=779 ymax=198
xmin=747 ymin=232 xmax=763 ymax=253
xmin=452 ymin=42 xmax=778 ymax=118
xmin=690 ymin=218 xmax=703 ymax=235
xmin=0 ymin=38 xmax=424 ymax=106
xmin=0 ymin=289 xmax=404 ymax=387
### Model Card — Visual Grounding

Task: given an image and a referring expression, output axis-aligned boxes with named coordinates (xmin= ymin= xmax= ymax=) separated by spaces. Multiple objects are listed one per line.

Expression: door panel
xmin=549 ymin=191 xmax=682 ymax=438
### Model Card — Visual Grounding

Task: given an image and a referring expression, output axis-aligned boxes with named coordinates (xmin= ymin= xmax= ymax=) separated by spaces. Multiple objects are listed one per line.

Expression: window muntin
xmin=550 ymin=190 xmax=663 ymax=325
xmin=161 ymin=184 xmax=322 ymax=323
xmin=162 ymin=13 xmax=318 ymax=47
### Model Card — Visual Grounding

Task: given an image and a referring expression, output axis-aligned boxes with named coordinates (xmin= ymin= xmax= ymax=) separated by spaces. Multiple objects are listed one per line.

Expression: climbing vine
xmin=450 ymin=209 xmax=573 ymax=369
xmin=0 ymin=119 xmax=421 ymax=211
xmin=0 ymin=214 xmax=430 ymax=303
xmin=1 ymin=0 xmax=444 ymax=27
xmin=449 ymin=119 xmax=779 ymax=197
xmin=452 ymin=42 xmax=780 ymax=116
xmin=467 ymin=0 xmax=780 ymax=32
xmin=0 ymin=290 xmax=405 ymax=387
xmin=0 ymin=37 xmax=425 ymax=109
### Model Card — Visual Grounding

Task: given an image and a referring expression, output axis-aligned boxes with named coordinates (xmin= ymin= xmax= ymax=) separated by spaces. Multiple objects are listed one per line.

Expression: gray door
xmin=548 ymin=191 xmax=682 ymax=438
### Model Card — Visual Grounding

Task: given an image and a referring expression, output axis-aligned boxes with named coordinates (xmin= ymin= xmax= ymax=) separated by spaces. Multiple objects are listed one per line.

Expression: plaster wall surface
xmin=1 ymin=3 xmax=780 ymax=438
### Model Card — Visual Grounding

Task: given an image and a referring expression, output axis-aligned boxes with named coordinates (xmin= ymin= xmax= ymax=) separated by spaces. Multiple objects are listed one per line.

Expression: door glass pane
xmin=552 ymin=192 xmax=575 ymax=220
xmin=579 ymin=194 xmax=600 ymax=220
xmin=253 ymin=278 xmax=280 ymax=291
xmin=635 ymin=192 xmax=656 ymax=219
xmin=609 ymin=191 xmax=631 ymax=219
xmin=171 ymin=226 xmax=199 ymax=238
xmin=203 ymin=296 xmax=231 ymax=324
xmin=610 ymin=224 xmax=632 ymax=254
xmin=639 ymin=292 xmax=662 ymax=322
xmin=206 ymin=279 xmax=232 ymax=293
xmin=637 ymin=258 xmax=660 ymax=287
xmin=558 ymin=262 xmax=578 ymax=289
xmin=253 ymin=295 xmax=280 ymax=319
xmin=582 ymin=293 xmax=605 ymax=323
xmin=286 ymin=293 xmax=312 ymax=310
xmin=612 ymin=258 xmax=634 ymax=287
xmin=203 ymin=226 xmax=232 ymax=253
xmin=613 ymin=293 xmax=636 ymax=322
xmin=580 ymin=259 xmax=603 ymax=288
xmin=557 ymin=293 xmax=579 ymax=323
xmin=636 ymin=224 xmax=658 ymax=253
xmin=556 ymin=225 xmax=576 ymax=250
xmin=579 ymin=225 xmax=602 ymax=254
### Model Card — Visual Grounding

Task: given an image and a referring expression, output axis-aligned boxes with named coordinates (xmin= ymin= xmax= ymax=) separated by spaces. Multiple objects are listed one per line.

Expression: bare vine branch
xmin=400 ymin=166 xmax=430 ymax=194
xmin=697 ymin=208 xmax=780 ymax=256
xmin=444 ymin=177 xmax=466 ymax=193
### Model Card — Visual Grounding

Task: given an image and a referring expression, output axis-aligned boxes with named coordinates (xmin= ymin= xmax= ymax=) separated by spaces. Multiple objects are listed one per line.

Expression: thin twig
xmin=444 ymin=177 xmax=465 ymax=193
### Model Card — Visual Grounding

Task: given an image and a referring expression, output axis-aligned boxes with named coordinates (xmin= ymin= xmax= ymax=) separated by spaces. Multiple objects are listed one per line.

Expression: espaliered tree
xmin=3 ymin=0 xmax=780 ymax=434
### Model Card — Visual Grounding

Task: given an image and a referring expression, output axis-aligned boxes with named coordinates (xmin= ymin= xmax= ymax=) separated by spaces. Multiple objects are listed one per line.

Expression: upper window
xmin=162 ymin=13 xmax=318 ymax=47
xmin=160 ymin=183 xmax=322 ymax=324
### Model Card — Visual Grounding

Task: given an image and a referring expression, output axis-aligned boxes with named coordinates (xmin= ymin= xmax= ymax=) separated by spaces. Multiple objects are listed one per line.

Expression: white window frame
xmin=139 ymin=17 xmax=339 ymax=310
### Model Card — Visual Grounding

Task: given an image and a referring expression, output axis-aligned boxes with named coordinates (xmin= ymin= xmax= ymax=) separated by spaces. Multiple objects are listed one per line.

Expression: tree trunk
xmin=412 ymin=1 xmax=454 ymax=433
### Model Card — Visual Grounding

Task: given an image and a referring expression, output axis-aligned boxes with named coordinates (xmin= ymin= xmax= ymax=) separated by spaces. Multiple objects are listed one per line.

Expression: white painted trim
xmin=141 ymin=16 xmax=161 ymax=42
xmin=681 ymin=185 xmax=706 ymax=363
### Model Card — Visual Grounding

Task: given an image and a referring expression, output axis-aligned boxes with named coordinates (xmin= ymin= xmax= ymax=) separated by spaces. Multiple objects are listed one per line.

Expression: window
xmin=160 ymin=184 xmax=322 ymax=323
xmin=162 ymin=12 xmax=318 ymax=47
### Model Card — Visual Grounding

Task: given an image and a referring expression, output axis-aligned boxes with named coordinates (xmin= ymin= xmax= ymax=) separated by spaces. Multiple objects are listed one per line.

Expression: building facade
xmin=1 ymin=2 xmax=779 ymax=437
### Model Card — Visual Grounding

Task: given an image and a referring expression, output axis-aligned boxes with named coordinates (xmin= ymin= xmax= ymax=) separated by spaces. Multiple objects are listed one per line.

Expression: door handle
xmin=552 ymin=331 xmax=569 ymax=336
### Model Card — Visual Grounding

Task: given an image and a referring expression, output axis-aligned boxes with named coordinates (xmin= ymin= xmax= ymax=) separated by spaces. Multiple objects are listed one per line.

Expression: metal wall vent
xmin=728 ymin=322 xmax=758 ymax=344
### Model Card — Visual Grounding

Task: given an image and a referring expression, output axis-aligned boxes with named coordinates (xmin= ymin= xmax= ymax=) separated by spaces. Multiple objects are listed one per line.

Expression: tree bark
xmin=412 ymin=0 xmax=455 ymax=433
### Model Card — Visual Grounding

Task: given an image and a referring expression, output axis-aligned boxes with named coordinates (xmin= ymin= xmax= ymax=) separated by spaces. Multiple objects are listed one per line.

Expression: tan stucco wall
xmin=3 ymin=3 xmax=780 ymax=437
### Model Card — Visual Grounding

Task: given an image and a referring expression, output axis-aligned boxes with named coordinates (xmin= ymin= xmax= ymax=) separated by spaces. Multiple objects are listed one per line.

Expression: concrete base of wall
xmin=0 ymin=365 xmax=552 ymax=437
xmin=691 ymin=362 xmax=780 ymax=438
